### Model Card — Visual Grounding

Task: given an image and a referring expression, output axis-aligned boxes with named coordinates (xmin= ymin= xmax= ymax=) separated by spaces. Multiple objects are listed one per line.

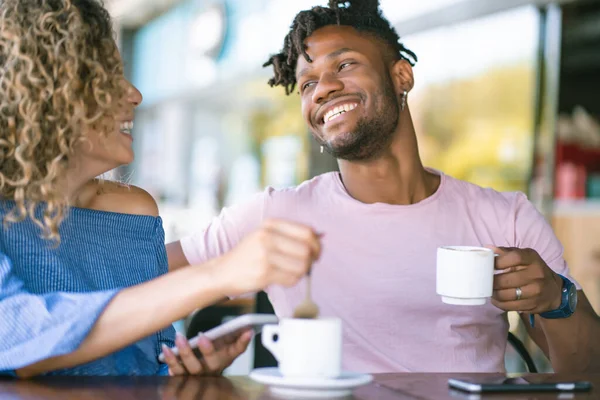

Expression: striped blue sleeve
xmin=0 ymin=253 xmax=119 ymax=374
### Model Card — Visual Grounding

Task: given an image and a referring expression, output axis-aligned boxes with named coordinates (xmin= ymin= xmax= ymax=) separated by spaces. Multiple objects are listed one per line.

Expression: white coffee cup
xmin=261 ymin=318 xmax=342 ymax=379
xmin=436 ymin=246 xmax=495 ymax=305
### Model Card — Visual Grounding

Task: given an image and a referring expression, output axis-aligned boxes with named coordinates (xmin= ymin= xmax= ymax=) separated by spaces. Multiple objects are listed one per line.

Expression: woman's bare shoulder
xmin=78 ymin=179 xmax=159 ymax=217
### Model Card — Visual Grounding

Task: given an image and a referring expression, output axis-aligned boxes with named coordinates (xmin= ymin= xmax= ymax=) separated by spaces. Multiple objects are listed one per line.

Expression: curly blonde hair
xmin=0 ymin=0 xmax=124 ymax=242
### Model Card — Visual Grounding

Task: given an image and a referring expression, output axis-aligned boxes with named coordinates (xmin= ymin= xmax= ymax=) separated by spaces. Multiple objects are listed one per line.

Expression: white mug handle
xmin=261 ymin=324 xmax=282 ymax=362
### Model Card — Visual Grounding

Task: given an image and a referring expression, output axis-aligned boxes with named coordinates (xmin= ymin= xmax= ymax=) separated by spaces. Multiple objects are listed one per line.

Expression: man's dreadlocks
xmin=263 ymin=0 xmax=417 ymax=95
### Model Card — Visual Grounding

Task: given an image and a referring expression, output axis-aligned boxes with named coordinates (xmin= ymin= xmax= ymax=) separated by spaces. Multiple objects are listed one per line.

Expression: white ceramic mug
xmin=261 ymin=318 xmax=342 ymax=379
xmin=436 ymin=246 xmax=495 ymax=305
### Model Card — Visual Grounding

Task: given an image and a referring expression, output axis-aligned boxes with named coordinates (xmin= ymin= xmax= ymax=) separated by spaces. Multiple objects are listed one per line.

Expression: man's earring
xmin=320 ymin=145 xmax=324 ymax=154
xmin=401 ymin=90 xmax=408 ymax=111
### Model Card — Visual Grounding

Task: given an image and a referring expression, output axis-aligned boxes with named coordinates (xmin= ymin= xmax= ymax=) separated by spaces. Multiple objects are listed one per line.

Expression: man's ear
xmin=389 ymin=59 xmax=415 ymax=95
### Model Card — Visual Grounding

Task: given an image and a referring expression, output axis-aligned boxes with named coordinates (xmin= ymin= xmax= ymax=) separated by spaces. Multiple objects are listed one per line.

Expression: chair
xmin=508 ymin=332 xmax=538 ymax=373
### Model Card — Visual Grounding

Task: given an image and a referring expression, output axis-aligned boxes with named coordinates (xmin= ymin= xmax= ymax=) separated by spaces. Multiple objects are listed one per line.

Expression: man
xmin=168 ymin=0 xmax=600 ymax=373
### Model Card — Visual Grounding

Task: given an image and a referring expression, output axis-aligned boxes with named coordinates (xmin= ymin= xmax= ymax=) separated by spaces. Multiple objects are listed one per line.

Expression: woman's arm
xmin=14 ymin=219 xmax=320 ymax=377
xmin=16 ymin=257 xmax=225 ymax=377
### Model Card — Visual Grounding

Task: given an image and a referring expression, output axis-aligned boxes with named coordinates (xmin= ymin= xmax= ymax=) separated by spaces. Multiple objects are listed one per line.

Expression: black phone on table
xmin=448 ymin=376 xmax=592 ymax=393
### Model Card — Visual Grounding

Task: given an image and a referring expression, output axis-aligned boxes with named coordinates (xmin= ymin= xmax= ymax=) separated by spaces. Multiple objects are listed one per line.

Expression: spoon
xmin=293 ymin=270 xmax=319 ymax=319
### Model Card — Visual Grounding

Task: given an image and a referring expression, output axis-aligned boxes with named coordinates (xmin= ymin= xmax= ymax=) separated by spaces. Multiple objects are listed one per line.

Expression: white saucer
xmin=249 ymin=367 xmax=373 ymax=398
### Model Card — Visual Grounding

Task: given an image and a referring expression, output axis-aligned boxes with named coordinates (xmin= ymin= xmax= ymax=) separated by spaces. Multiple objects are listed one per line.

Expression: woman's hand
xmin=161 ymin=329 xmax=252 ymax=376
xmin=217 ymin=219 xmax=322 ymax=296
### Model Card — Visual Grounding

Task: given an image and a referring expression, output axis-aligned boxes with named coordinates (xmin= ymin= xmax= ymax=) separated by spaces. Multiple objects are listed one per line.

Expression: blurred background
xmin=105 ymin=0 xmax=600 ymax=375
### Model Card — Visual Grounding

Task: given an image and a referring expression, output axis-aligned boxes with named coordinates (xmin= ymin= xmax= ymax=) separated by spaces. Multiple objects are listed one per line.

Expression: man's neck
xmin=337 ymin=109 xmax=440 ymax=205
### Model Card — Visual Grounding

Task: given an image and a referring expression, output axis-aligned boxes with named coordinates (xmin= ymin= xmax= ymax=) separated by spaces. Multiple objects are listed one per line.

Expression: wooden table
xmin=0 ymin=373 xmax=598 ymax=399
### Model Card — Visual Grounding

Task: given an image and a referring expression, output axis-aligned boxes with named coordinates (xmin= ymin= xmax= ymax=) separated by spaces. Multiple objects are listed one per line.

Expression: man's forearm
xmin=538 ymin=292 xmax=600 ymax=373
xmin=167 ymin=241 xmax=191 ymax=272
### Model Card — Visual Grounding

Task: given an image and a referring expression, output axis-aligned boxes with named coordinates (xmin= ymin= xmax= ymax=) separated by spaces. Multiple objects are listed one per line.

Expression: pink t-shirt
xmin=181 ymin=171 xmax=579 ymax=373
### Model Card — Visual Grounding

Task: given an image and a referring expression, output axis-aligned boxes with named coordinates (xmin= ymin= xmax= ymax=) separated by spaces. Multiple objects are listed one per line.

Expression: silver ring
xmin=515 ymin=287 xmax=522 ymax=301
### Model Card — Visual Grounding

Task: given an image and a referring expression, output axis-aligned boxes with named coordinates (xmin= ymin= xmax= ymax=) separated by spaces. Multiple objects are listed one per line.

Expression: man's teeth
xmin=120 ymin=121 xmax=133 ymax=134
xmin=324 ymin=103 xmax=358 ymax=123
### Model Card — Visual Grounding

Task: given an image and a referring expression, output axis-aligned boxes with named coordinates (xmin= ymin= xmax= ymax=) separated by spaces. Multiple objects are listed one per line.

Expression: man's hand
xmin=489 ymin=246 xmax=563 ymax=313
xmin=161 ymin=329 xmax=253 ymax=376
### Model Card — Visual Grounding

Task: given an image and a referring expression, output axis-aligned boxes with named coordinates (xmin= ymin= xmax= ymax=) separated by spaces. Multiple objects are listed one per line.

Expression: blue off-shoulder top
xmin=0 ymin=205 xmax=175 ymax=376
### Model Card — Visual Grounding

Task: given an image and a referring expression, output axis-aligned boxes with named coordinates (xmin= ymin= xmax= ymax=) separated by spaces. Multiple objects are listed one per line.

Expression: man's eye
xmin=302 ymin=82 xmax=316 ymax=91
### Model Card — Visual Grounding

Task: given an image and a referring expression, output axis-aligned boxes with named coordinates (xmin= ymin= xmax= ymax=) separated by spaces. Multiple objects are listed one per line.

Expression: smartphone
xmin=448 ymin=376 xmax=592 ymax=393
xmin=158 ymin=313 xmax=278 ymax=362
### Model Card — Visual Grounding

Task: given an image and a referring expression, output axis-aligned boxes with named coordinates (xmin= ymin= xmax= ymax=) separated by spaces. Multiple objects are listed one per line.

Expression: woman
xmin=0 ymin=0 xmax=320 ymax=377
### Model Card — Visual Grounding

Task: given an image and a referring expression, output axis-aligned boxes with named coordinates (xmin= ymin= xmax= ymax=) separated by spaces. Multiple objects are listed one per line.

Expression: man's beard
xmin=317 ymin=77 xmax=400 ymax=162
